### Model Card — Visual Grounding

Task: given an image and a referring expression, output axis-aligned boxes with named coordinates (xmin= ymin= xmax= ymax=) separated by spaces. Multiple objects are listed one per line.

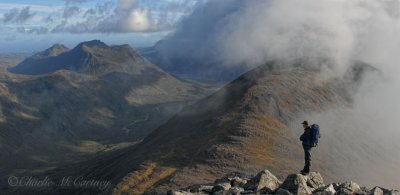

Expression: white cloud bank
xmin=161 ymin=0 xmax=400 ymax=73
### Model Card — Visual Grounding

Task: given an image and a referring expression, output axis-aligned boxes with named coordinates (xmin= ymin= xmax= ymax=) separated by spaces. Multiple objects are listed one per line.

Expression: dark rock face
xmin=169 ymin=170 xmax=399 ymax=195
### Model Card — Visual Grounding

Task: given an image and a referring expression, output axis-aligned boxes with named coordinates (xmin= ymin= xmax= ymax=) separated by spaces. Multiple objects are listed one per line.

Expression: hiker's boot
xmin=301 ymin=166 xmax=310 ymax=175
xmin=300 ymin=170 xmax=309 ymax=175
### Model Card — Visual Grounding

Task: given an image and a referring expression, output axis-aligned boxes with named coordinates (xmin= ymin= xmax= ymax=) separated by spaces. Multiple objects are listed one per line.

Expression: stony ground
xmin=168 ymin=169 xmax=399 ymax=195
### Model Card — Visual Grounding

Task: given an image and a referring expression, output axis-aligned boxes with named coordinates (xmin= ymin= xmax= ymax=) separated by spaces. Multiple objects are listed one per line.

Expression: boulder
xmin=186 ymin=184 xmax=214 ymax=194
xmin=313 ymin=184 xmax=336 ymax=195
xmin=230 ymin=176 xmax=248 ymax=187
xmin=381 ymin=188 xmax=400 ymax=195
xmin=211 ymin=182 xmax=231 ymax=194
xmin=217 ymin=182 xmax=231 ymax=191
xmin=167 ymin=190 xmax=202 ymax=195
xmin=390 ymin=190 xmax=400 ymax=195
xmin=211 ymin=190 xmax=230 ymax=195
xmin=344 ymin=181 xmax=361 ymax=192
xmin=370 ymin=187 xmax=384 ymax=195
xmin=210 ymin=185 xmax=224 ymax=194
xmin=360 ymin=187 xmax=371 ymax=194
xmin=213 ymin=174 xmax=248 ymax=190
xmin=280 ymin=174 xmax=312 ymax=195
xmin=259 ymin=186 xmax=275 ymax=194
xmin=275 ymin=188 xmax=294 ymax=195
xmin=334 ymin=181 xmax=362 ymax=195
xmin=214 ymin=172 xmax=249 ymax=184
xmin=229 ymin=186 xmax=244 ymax=195
xmin=391 ymin=190 xmax=400 ymax=195
xmin=239 ymin=190 xmax=256 ymax=195
xmin=243 ymin=169 xmax=281 ymax=192
xmin=306 ymin=172 xmax=325 ymax=190
xmin=335 ymin=188 xmax=353 ymax=195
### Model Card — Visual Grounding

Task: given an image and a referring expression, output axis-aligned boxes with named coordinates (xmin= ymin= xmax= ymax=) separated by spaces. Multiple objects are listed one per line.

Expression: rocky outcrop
xmin=280 ymin=174 xmax=312 ymax=195
xmin=168 ymin=170 xmax=399 ymax=195
xmin=243 ymin=170 xmax=281 ymax=192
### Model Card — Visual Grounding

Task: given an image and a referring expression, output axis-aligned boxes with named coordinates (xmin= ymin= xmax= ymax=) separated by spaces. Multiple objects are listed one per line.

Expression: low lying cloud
xmin=158 ymin=0 xmax=400 ymax=188
xmin=158 ymin=0 xmax=400 ymax=73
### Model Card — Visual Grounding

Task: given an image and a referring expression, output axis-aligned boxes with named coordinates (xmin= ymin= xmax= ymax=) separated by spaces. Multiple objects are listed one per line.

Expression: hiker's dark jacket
xmin=300 ymin=127 xmax=313 ymax=147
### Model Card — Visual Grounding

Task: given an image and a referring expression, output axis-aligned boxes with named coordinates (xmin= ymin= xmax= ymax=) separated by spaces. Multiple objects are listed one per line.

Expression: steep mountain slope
xmin=14 ymin=59 xmax=385 ymax=195
xmin=0 ymin=41 xmax=214 ymax=185
xmin=7 ymin=44 xmax=69 ymax=74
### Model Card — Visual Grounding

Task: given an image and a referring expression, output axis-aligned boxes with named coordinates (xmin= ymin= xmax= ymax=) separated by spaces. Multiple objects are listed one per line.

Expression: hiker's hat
xmin=302 ymin=121 xmax=309 ymax=125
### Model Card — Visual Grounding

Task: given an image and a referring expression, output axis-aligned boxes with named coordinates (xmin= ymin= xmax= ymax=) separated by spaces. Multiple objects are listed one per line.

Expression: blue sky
xmin=0 ymin=0 xmax=198 ymax=52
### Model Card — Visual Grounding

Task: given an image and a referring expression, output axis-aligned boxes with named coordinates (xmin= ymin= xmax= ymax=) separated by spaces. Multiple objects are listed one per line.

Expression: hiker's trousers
xmin=303 ymin=145 xmax=312 ymax=171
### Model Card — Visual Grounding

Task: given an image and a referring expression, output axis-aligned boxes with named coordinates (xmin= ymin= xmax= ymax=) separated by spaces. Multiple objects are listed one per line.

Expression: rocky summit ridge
xmin=169 ymin=169 xmax=399 ymax=195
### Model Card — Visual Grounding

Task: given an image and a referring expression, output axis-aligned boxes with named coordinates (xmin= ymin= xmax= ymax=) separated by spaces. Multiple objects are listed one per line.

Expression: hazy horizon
xmin=0 ymin=0 xmax=198 ymax=52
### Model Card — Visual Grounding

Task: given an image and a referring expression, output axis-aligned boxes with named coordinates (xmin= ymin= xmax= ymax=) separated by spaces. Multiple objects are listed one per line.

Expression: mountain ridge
xmin=33 ymin=43 xmax=69 ymax=58
xmin=8 ymin=40 xmax=159 ymax=76
xmin=8 ymin=59 xmax=387 ymax=195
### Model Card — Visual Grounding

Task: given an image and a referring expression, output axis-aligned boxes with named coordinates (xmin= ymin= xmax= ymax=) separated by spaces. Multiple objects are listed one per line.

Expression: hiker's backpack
xmin=311 ymin=124 xmax=321 ymax=147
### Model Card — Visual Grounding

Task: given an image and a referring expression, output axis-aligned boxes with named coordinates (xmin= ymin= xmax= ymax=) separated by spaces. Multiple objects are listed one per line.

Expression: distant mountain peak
xmin=75 ymin=40 xmax=108 ymax=49
xmin=70 ymin=40 xmax=111 ymax=55
xmin=117 ymin=44 xmax=134 ymax=50
xmin=34 ymin=43 xmax=69 ymax=58
xmin=51 ymin=43 xmax=68 ymax=49
xmin=9 ymin=40 xmax=163 ymax=76
xmin=50 ymin=43 xmax=68 ymax=49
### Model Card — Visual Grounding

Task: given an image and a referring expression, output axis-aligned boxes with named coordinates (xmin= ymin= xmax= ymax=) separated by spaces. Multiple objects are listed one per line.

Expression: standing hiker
xmin=300 ymin=120 xmax=315 ymax=175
